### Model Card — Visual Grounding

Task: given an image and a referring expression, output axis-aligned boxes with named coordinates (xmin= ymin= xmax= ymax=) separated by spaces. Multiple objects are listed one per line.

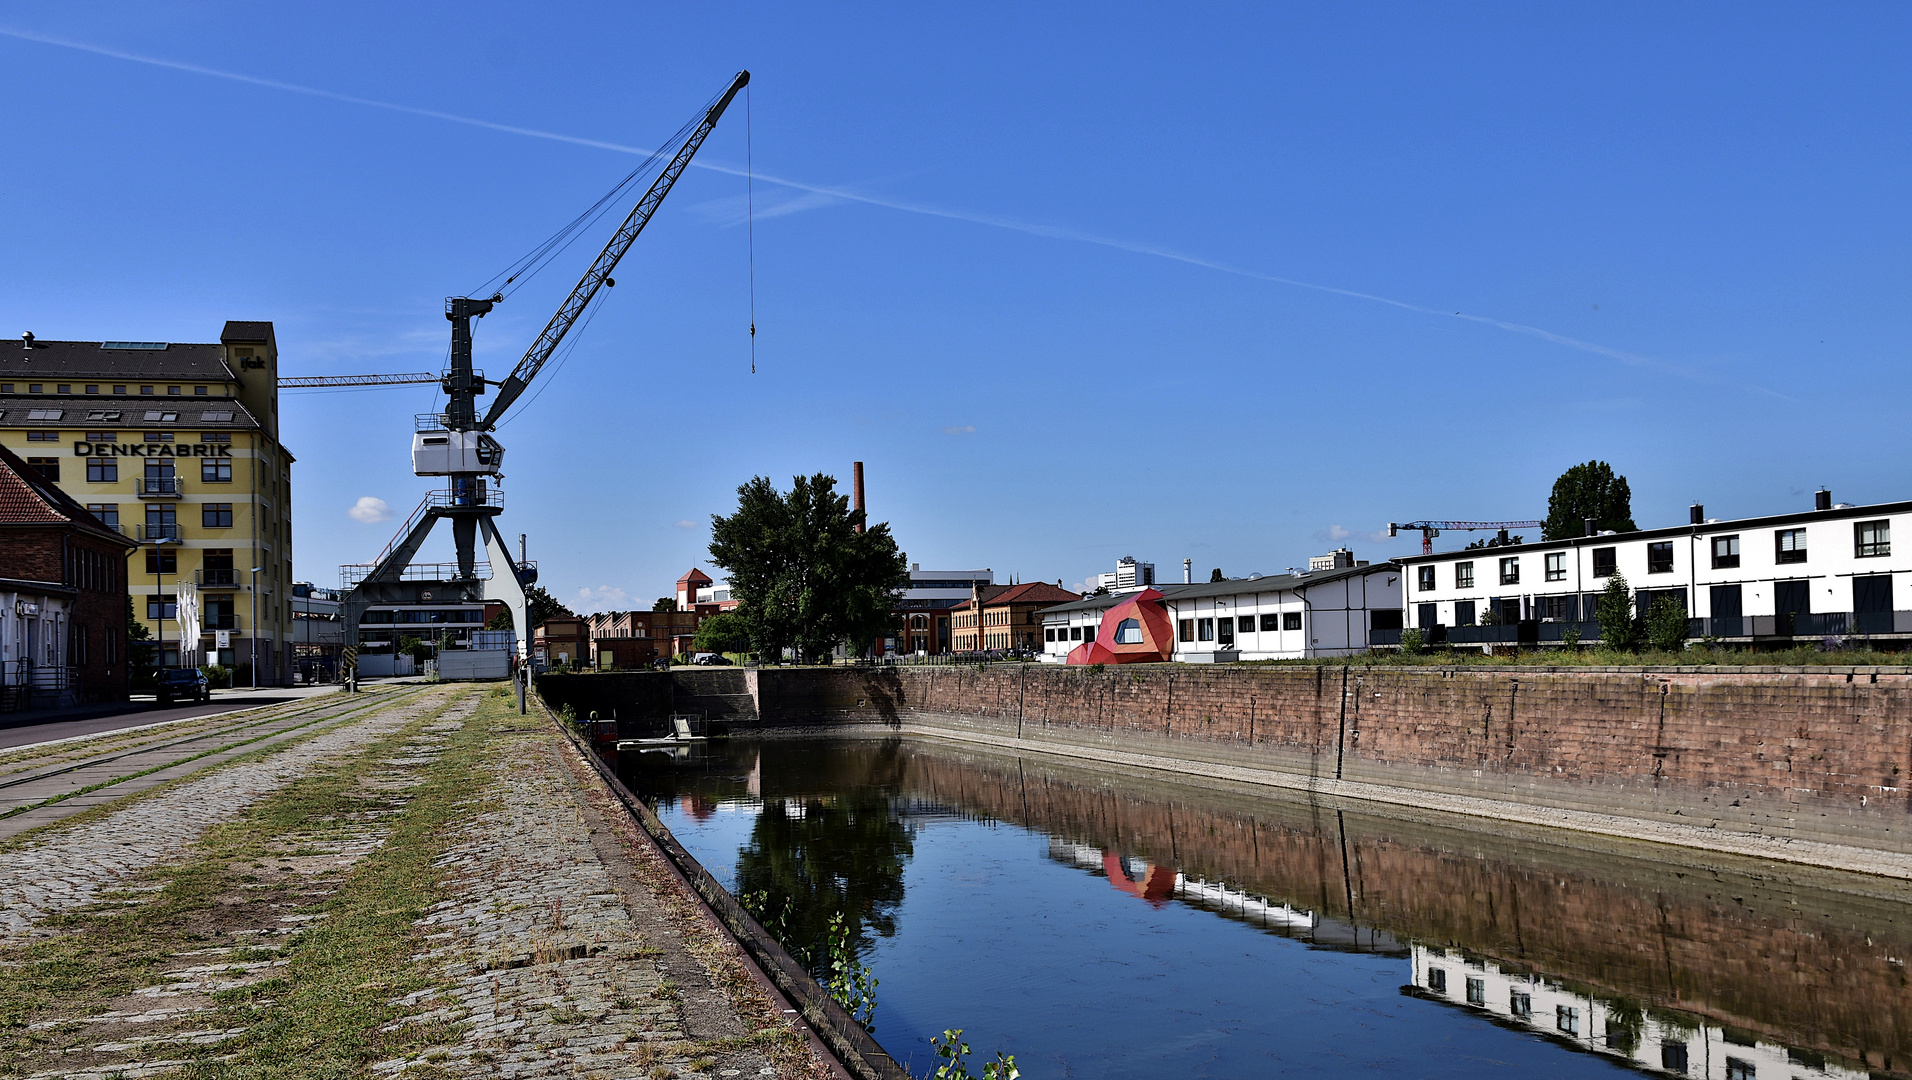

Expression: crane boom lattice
xmin=278 ymin=372 xmax=438 ymax=388
xmin=1389 ymin=519 xmax=1545 ymax=555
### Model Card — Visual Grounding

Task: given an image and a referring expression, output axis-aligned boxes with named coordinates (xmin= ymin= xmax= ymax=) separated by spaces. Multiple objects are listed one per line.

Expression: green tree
xmin=653 ymin=597 xmax=677 ymax=612
xmin=486 ymin=584 xmax=574 ymax=632
xmin=1595 ymin=573 xmax=1640 ymax=650
xmin=692 ymin=611 xmax=751 ymax=655
xmin=398 ymin=635 xmax=432 ymax=664
xmin=708 ymin=473 xmax=909 ymax=663
xmin=1208 ymin=568 xmax=1224 ymax=582
xmin=1543 ymin=461 xmax=1638 ymax=540
xmin=1644 ymin=596 xmax=1689 ymax=653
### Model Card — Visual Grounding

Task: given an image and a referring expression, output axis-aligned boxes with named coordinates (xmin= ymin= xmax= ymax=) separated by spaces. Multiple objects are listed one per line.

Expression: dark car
xmin=156 ymin=667 xmax=211 ymax=705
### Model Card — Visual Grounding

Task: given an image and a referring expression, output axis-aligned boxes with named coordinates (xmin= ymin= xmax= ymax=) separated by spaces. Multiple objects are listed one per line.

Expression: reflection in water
xmin=622 ymin=736 xmax=1912 ymax=1079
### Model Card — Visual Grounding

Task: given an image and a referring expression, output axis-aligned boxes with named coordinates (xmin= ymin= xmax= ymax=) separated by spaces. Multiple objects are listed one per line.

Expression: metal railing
xmin=137 ymin=523 xmax=182 ymax=541
xmin=195 ymin=568 xmax=239 ymax=586
xmin=1382 ymin=610 xmax=1912 ymax=648
xmin=135 ymin=476 xmax=183 ymax=497
xmin=338 ymin=561 xmax=494 ymax=588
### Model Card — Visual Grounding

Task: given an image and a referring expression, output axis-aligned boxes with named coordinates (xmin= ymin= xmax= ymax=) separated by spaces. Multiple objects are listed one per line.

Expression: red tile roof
xmin=954 ymin=581 xmax=1082 ymax=610
xmin=0 ymin=443 xmax=133 ymax=545
xmin=677 ymin=568 xmax=714 ymax=585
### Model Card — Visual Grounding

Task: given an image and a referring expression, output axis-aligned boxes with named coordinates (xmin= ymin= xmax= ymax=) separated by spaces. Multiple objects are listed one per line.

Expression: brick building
xmin=585 ymin=606 xmax=715 ymax=668
xmin=950 ymin=581 xmax=1081 ymax=652
xmin=0 ymin=443 xmax=137 ymax=706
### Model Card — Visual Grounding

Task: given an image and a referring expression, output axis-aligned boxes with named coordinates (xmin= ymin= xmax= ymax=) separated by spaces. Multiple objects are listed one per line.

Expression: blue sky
xmin=3 ymin=4 xmax=1909 ymax=606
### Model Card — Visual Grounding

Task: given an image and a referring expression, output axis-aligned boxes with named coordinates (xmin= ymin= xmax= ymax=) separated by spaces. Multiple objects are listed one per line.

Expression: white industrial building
xmin=1040 ymin=561 xmax=1402 ymax=662
xmin=1391 ymin=490 xmax=1912 ymax=647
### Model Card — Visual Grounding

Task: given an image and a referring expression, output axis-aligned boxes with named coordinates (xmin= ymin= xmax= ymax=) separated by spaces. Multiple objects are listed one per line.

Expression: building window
xmin=1510 ymin=990 xmax=1531 ymax=1018
xmin=1647 ymin=541 xmax=1674 ymax=574
xmin=26 ymin=408 xmax=62 ymax=420
xmin=1071 ymin=626 xmax=1083 ymax=640
xmin=87 ymin=430 xmax=117 ymax=440
xmin=1661 ymin=1043 xmax=1688 ymax=1073
xmin=1465 ymin=977 xmax=1486 ymax=1006
xmin=1724 ymin=1058 xmax=1754 ymax=1080
xmin=1556 ymin=1006 xmax=1580 ymax=1036
xmin=144 ymin=549 xmax=177 ymax=575
xmin=1238 ymin=615 xmax=1254 ymax=633
xmin=1260 ymin=613 xmax=1279 ymax=631
xmin=26 ymin=457 xmax=59 ymax=482
xmin=145 ymin=596 xmax=178 ymax=620
xmin=194 ymin=386 xmax=208 ymax=396
xmin=87 ymin=504 xmax=118 ymax=528
xmin=28 ymin=384 xmax=41 ymax=393
xmin=1417 ymin=566 xmax=1435 ymax=592
xmin=1044 ymin=628 xmax=1055 ymax=642
xmin=56 ymin=383 xmax=70 ymax=393
xmin=200 ymin=431 xmax=231 ymax=443
xmin=1197 ymin=618 xmax=1214 ymax=642
xmin=1426 ymin=967 xmax=1446 ymax=992
xmin=1856 ymin=519 xmax=1891 ymax=558
xmin=202 ymin=459 xmax=232 ymax=482
xmin=1284 ymin=612 xmax=1301 ymax=630
xmin=1592 ymin=547 xmax=1616 ymax=577
xmin=1498 ymin=557 xmax=1519 ymax=585
xmin=140 ymin=385 xmax=154 ymax=395
xmin=85 ymin=384 xmax=99 ymax=394
xmin=1545 ymin=552 xmax=1566 ymax=581
xmin=203 ymin=503 xmax=234 ymax=528
xmin=1455 ymin=600 xmax=1476 ymax=626
xmin=144 ymin=431 xmax=173 ymax=441
xmin=1712 ymin=534 xmax=1740 ymax=568
xmin=25 ymin=431 xmax=57 ymax=442
xmin=1114 ymin=618 xmax=1143 ymax=644
xmin=167 ymin=386 xmax=181 ymax=396
xmin=86 ymin=458 xmax=117 ymax=482
xmin=1178 ymin=619 xmax=1194 ymax=642
xmin=113 ymin=384 xmax=126 ymax=394
xmin=1776 ymin=528 xmax=1807 ymax=564
xmin=1454 ymin=561 xmax=1474 ymax=589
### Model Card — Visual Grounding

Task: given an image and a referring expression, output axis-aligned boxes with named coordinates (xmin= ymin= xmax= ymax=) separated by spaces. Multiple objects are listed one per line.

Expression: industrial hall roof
xmin=1037 ymin=561 xmax=1398 ymax=615
xmin=0 ymin=441 xmax=136 ymax=546
xmin=5 ymin=339 xmax=239 ymax=382
xmin=0 ymin=395 xmax=265 ymax=431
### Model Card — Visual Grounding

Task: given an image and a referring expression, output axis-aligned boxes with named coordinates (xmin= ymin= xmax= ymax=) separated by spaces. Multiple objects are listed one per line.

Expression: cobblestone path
xmin=0 ymin=685 xmax=835 ymax=1080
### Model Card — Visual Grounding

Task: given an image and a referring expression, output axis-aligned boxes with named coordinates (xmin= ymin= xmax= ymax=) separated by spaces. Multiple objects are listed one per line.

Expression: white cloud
xmin=347 ymin=496 xmax=392 ymax=524
xmin=943 ymin=425 xmax=976 ymax=435
xmin=576 ymin=585 xmax=630 ymax=610
xmin=673 ymin=520 xmax=697 ymax=530
xmin=1314 ymin=524 xmax=1392 ymax=544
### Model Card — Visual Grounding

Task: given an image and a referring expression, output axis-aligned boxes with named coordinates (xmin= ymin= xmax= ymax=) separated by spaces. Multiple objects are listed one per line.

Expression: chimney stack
xmin=1815 ymin=489 xmax=1832 ymax=511
xmin=21 ymin=332 xmax=33 ymax=350
xmin=1689 ymin=504 xmax=1704 ymax=525
xmin=853 ymin=461 xmax=866 ymax=533
xmin=1183 ymin=558 xmax=1192 ymax=583
xmin=1584 ymin=517 xmax=1597 ymax=537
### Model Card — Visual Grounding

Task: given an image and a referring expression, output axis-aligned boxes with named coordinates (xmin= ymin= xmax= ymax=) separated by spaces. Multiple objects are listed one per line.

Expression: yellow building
xmin=0 ymin=323 xmax=296 ymax=683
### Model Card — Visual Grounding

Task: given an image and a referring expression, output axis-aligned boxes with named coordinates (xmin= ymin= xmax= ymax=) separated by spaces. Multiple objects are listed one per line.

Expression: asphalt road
xmin=0 ymin=685 xmax=349 ymax=751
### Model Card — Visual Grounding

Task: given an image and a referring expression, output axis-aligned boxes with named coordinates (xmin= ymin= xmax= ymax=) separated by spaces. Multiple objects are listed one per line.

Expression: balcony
xmin=136 ymin=476 xmax=183 ymax=498
xmin=137 ymin=523 xmax=182 ymax=541
xmin=196 ymin=568 xmax=239 ymax=587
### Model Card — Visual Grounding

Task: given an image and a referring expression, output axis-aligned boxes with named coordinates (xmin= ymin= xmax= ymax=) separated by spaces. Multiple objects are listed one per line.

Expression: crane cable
xmin=747 ymin=83 xmax=757 ymax=375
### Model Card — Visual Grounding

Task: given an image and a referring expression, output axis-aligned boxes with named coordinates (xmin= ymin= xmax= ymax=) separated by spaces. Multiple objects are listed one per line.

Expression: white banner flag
xmin=174 ymin=584 xmax=200 ymax=667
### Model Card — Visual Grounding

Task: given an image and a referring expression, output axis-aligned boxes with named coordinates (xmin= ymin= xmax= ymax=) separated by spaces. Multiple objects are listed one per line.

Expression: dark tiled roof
xmin=0 ymin=396 xmax=261 ymax=430
xmin=0 ymin=442 xmax=136 ymax=546
xmin=4 ymin=339 xmax=235 ymax=382
xmin=221 ymin=321 xmax=275 ymax=344
xmin=959 ymin=581 xmax=1080 ymax=609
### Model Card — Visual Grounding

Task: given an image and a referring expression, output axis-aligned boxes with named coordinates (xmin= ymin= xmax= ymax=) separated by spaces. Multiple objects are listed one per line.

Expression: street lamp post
xmin=250 ymin=566 xmax=264 ymax=690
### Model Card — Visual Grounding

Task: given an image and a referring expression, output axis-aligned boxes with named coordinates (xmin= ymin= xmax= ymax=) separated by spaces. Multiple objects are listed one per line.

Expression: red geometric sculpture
xmin=1066 ymin=587 xmax=1173 ymax=665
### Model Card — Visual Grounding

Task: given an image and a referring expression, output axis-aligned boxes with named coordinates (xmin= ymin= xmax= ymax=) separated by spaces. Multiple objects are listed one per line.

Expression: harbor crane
xmin=1388 ymin=520 xmax=1544 ymax=555
xmin=338 ymin=70 xmax=750 ymax=691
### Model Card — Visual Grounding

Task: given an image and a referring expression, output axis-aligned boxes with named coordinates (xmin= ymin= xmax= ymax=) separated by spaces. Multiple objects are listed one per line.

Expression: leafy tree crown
xmin=1543 ymin=460 xmax=1638 ymax=540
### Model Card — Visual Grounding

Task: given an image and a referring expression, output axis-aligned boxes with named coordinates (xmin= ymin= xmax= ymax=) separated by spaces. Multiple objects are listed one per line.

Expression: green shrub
xmin=1595 ymin=573 xmax=1640 ymax=650
xmin=1399 ymin=628 xmax=1425 ymax=655
xmin=1644 ymin=597 xmax=1688 ymax=653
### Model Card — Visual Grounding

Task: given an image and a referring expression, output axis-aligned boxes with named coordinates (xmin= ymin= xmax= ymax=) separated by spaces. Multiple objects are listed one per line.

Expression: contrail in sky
xmin=0 ymin=23 xmax=1761 ymax=391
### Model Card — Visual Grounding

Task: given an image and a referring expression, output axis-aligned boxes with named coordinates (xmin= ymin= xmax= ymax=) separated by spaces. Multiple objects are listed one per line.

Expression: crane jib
xmin=478 ymin=70 xmax=750 ymax=430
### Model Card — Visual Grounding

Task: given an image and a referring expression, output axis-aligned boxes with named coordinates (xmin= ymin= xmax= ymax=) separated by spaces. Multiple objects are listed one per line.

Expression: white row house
xmin=1393 ymin=490 xmax=1912 ymax=646
xmin=1039 ymin=562 xmax=1402 ymax=662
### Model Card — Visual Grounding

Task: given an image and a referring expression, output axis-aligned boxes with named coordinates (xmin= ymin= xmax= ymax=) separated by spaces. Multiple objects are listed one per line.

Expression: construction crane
xmin=339 ymin=70 xmax=750 ymax=692
xmin=278 ymin=373 xmax=437 ymax=388
xmin=1388 ymin=520 xmax=1545 ymax=555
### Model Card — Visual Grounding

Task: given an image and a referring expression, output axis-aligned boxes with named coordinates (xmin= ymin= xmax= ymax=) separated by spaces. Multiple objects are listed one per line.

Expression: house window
xmin=145 ymin=549 xmax=177 ymax=574
xmin=1238 ymin=615 xmax=1254 ymax=633
xmin=200 ymin=431 xmax=231 ymax=442
xmin=1114 ymin=618 xmax=1143 ymax=644
xmin=145 ymin=596 xmax=178 ymax=620
xmin=1455 ymin=600 xmax=1476 ymax=626
xmin=1776 ymin=528 xmax=1807 ymax=564
xmin=1647 ymin=541 xmax=1674 ymax=574
xmin=1712 ymin=534 xmax=1740 ymax=568
xmin=86 ymin=458 xmax=117 ymax=482
xmin=56 ymin=383 xmax=70 ymax=393
xmin=1044 ymin=628 xmax=1056 ymax=642
xmin=26 ymin=457 xmax=59 ymax=482
xmin=167 ymin=386 xmax=181 ymax=396
xmin=1197 ymin=618 xmax=1214 ymax=642
xmin=87 ymin=430 xmax=117 ymax=440
xmin=113 ymin=385 xmax=126 ymax=394
xmin=1070 ymin=626 xmax=1082 ymax=640
xmin=1856 ymin=519 xmax=1891 ymax=558
xmin=144 ymin=431 xmax=173 ymax=441
xmin=28 ymin=384 xmax=41 ymax=393
xmin=1545 ymin=552 xmax=1566 ymax=581
xmin=87 ymin=504 xmax=118 ymax=528
xmin=1178 ymin=619 xmax=1194 ymax=643
xmin=1455 ymin=561 xmax=1474 ymax=589
xmin=203 ymin=502 xmax=234 ymax=528
xmin=25 ymin=431 xmax=57 ymax=442
xmin=1260 ymin=613 xmax=1279 ymax=631
xmin=1510 ymin=990 xmax=1531 ymax=1018
xmin=194 ymin=386 xmax=208 ymax=395
xmin=140 ymin=385 xmax=154 ymax=395
xmin=1465 ymin=978 xmax=1486 ymax=1006
xmin=1417 ymin=566 xmax=1435 ymax=592
xmin=202 ymin=459 xmax=232 ymax=482
xmin=85 ymin=384 xmax=99 ymax=394
xmin=205 ymin=595 xmax=236 ymax=631
xmin=1724 ymin=1058 xmax=1755 ymax=1080
xmin=1426 ymin=967 xmax=1446 ymax=992
xmin=1498 ymin=557 xmax=1519 ymax=585
xmin=1661 ymin=1043 xmax=1688 ymax=1072
xmin=1592 ymin=546 xmax=1616 ymax=577
xmin=1284 ymin=612 xmax=1301 ymax=630
xmin=1556 ymin=1005 xmax=1580 ymax=1035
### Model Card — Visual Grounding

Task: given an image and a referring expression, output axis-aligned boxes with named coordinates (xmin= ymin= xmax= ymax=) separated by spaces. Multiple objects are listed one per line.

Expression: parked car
xmin=692 ymin=652 xmax=732 ymax=666
xmin=156 ymin=667 xmax=211 ymax=705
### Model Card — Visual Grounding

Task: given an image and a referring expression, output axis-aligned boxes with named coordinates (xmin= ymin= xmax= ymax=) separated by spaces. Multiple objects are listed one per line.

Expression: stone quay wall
xmin=537 ymin=664 xmax=1912 ymax=854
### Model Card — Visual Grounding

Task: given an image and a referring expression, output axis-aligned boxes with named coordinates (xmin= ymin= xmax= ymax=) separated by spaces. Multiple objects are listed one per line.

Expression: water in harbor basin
xmin=619 ymin=735 xmax=1912 ymax=1080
